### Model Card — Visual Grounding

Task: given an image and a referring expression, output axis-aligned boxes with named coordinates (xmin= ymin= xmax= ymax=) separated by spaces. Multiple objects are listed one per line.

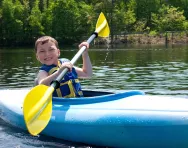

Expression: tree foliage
xmin=0 ymin=0 xmax=188 ymax=46
xmin=151 ymin=4 xmax=186 ymax=31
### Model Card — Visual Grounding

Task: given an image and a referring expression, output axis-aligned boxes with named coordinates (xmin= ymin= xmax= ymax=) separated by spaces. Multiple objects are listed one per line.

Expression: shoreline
xmin=94 ymin=32 xmax=188 ymax=45
xmin=1 ymin=32 xmax=188 ymax=48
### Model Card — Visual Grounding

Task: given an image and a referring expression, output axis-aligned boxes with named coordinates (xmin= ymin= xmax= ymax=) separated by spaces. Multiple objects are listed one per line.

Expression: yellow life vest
xmin=40 ymin=59 xmax=83 ymax=98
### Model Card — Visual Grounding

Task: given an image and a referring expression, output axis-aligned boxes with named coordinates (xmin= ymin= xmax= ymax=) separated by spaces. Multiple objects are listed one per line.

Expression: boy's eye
xmin=49 ymin=48 xmax=54 ymax=51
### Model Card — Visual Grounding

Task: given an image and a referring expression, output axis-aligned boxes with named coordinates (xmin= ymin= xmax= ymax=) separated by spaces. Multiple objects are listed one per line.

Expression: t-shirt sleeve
xmin=59 ymin=58 xmax=70 ymax=63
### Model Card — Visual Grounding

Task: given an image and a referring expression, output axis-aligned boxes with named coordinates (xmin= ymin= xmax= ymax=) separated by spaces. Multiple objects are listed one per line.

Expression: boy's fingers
xmin=79 ymin=42 xmax=89 ymax=49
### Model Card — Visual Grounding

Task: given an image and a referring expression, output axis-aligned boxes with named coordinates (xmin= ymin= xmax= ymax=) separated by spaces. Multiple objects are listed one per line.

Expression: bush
xmin=149 ymin=30 xmax=158 ymax=36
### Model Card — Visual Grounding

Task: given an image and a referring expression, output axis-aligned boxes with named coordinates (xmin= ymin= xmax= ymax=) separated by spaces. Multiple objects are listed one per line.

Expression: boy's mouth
xmin=44 ymin=57 xmax=52 ymax=61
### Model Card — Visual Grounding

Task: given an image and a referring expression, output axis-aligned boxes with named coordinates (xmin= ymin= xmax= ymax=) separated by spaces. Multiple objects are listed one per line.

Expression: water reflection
xmin=80 ymin=47 xmax=188 ymax=97
xmin=0 ymin=47 xmax=187 ymax=96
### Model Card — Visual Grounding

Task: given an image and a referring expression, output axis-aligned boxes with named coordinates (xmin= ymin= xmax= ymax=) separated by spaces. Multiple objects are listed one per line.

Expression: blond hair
xmin=35 ymin=36 xmax=59 ymax=52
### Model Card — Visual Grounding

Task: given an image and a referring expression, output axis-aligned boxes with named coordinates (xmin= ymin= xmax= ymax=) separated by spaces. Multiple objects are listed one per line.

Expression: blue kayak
xmin=0 ymin=89 xmax=188 ymax=148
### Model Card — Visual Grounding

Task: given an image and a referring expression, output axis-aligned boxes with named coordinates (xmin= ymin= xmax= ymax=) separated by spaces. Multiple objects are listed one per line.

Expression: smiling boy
xmin=35 ymin=36 xmax=92 ymax=98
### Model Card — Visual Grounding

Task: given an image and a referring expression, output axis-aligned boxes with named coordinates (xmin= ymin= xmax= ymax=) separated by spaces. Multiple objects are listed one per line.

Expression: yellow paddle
xmin=23 ymin=12 xmax=110 ymax=136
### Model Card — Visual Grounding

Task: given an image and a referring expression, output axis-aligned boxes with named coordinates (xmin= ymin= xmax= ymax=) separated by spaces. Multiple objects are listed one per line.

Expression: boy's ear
xmin=36 ymin=53 xmax=39 ymax=60
xmin=58 ymin=49 xmax=60 ymax=56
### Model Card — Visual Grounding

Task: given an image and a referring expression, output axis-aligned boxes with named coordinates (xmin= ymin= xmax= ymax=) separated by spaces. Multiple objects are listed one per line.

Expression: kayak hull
xmin=0 ymin=89 xmax=188 ymax=148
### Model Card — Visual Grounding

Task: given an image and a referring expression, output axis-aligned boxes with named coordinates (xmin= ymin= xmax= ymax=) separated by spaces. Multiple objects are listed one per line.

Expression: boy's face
xmin=36 ymin=41 xmax=60 ymax=65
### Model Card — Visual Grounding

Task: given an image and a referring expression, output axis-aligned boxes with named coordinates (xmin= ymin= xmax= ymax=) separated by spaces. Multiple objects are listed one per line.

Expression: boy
xmin=35 ymin=36 xmax=92 ymax=98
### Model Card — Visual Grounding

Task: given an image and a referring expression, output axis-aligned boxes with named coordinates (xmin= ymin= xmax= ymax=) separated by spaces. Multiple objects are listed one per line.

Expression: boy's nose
xmin=45 ymin=51 xmax=50 ymax=56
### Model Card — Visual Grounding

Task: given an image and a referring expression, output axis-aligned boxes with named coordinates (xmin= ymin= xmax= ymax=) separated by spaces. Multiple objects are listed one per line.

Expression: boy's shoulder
xmin=40 ymin=64 xmax=54 ymax=72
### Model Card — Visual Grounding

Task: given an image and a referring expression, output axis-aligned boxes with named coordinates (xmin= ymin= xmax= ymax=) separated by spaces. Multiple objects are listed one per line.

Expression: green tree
xmin=21 ymin=0 xmax=31 ymax=45
xmin=0 ymin=5 xmax=2 ymax=45
xmin=114 ymin=0 xmax=136 ymax=33
xmin=28 ymin=0 xmax=44 ymax=39
xmin=13 ymin=0 xmax=25 ymax=44
xmin=41 ymin=3 xmax=53 ymax=36
xmin=1 ymin=0 xmax=24 ymax=45
xmin=134 ymin=0 xmax=161 ymax=31
xmin=75 ymin=1 xmax=94 ymax=37
xmin=165 ymin=0 xmax=188 ymax=20
xmin=151 ymin=4 xmax=186 ymax=32
xmin=2 ymin=0 xmax=16 ymax=44
xmin=51 ymin=0 xmax=93 ymax=44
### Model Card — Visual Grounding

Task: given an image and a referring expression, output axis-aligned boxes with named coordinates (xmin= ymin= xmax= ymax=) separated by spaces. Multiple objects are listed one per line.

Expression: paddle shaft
xmin=51 ymin=33 xmax=97 ymax=89
xmin=52 ymin=18 xmax=108 ymax=89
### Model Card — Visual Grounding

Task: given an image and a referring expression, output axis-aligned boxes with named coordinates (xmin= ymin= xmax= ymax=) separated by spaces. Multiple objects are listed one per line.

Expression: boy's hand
xmin=79 ymin=42 xmax=89 ymax=50
xmin=59 ymin=62 xmax=73 ymax=72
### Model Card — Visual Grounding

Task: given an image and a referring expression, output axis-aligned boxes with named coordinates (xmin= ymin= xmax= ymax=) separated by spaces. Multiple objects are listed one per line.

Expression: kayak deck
xmin=1 ymin=89 xmax=188 ymax=148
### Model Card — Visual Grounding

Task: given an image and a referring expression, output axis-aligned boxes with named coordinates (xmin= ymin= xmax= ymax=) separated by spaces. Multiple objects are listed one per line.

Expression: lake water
xmin=0 ymin=44 xmax=188 ymax=147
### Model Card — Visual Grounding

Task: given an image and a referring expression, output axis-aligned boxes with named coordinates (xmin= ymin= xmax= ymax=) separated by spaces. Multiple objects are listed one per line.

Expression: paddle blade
xmin=23 ymin=84 xmax=54 ymax=135
xmin=96 ymin=12 xmax=110 ymax=37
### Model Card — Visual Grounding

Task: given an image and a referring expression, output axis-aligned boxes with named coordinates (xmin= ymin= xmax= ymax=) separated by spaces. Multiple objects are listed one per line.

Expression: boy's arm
xmin=76 ymin=50 xmax=92 ymax=78
xmin=37 ymin=70 xmax=58 ymax=86
xmin=37 ymin=62 xmax=73 ymax=86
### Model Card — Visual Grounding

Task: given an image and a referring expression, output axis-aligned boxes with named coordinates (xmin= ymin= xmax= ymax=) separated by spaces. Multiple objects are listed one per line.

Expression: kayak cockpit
xmin=52 ymin=90 xmax=145 ymax=105
xmin=82 ymin=90 xmax=113 ymax=97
